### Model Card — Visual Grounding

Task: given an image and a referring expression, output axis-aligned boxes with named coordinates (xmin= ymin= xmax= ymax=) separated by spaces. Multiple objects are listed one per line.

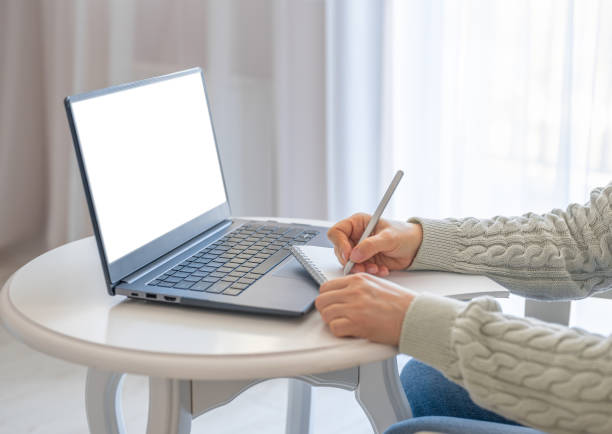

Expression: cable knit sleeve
xmin=399 ymin=294 xmax=612 ymax=434
xmin=408 ymin=183 xmax=612 ymax=299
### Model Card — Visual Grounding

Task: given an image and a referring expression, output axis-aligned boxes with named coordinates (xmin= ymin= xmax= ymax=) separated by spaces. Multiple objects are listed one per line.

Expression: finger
xmin=319 ymin=303 xmax=350 ymax=323
xmin=350 ymin=231 xmax=393 ymax=263
xmin=319 ymin=275 xmax=355 ymax=293
xmin=350 ymin=261 xmax=378 ymax=274
xmin=327 ymin=221 xmax=355 ymax=264
xmin=315 ymin=289 xmax=352 ymax=311
xmin=377 ymin=265 xmax=390 ymax=277
xmin=349 ymin=263 xmax=366 ymax=274
xmin=320 ymin=272 xmax=370 ymax=293
xmin=365 ymin=262 xmax=379 ymax=274
xmin=333 ymin=245 xmax=343 ymax=265
xmin=328 ymin=317 xmax=356 ymax=337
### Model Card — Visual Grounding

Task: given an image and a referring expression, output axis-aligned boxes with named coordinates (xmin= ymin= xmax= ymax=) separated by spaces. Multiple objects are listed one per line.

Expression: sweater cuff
xmin=408 ymin=217 xmax=459 ymax=272
xmin=399 ymin=294 xmax=465 ymax=372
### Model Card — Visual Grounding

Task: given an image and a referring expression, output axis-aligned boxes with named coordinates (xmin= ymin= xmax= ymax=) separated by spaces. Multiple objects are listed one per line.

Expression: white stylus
xmin=343 ymin=170 xmax=404 ymax=275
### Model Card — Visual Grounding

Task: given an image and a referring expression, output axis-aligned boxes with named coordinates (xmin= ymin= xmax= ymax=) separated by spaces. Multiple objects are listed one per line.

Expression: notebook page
xmin=296 ymin=246 xmax=508 ymax=300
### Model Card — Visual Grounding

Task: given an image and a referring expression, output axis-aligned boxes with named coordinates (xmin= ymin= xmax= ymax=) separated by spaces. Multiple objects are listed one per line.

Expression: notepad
xmin=290 ymin=245 xmax=508 ymax=300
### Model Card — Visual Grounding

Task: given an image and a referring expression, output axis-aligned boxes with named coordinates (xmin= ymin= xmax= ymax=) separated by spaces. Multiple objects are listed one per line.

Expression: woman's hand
xmin=327 ymin=213 xmax=423 ymax=276
xmin=315 ymin=273 xmax=415 ymax=346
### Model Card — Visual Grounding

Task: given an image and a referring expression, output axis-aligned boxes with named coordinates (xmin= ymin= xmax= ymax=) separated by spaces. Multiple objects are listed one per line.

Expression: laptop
xmin=64 ymin=67 xmax=330 ymax=316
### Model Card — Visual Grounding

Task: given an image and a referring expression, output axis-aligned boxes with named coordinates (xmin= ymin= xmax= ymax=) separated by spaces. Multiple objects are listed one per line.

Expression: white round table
xmin=0 ymin=218 xmax=411 ymax=434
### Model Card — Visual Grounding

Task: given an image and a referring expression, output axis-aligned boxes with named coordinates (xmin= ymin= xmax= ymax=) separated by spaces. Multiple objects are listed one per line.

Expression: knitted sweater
xmin=399 ymin=184 xmax=612 ymax=433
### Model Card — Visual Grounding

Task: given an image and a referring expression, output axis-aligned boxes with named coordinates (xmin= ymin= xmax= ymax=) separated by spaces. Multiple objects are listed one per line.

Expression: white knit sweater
xmin=399 ymin=184 xmax=612 ymax=433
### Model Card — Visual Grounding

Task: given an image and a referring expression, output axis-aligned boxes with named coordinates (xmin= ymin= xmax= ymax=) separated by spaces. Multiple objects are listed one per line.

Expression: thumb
xmin=350 ymin=232 xmax=391 ymax=263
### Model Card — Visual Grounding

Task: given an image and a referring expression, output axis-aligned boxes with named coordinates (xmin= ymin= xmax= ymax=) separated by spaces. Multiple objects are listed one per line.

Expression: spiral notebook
xmin=290 ymin=245 xmax=508 ymax=300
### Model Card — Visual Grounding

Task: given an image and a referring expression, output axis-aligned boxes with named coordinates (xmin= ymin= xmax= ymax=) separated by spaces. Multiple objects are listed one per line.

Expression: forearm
xmin=399 ymin=294 xmax=612 ymax=434
xmin=408 ymin=183 xmax=612 ymax=299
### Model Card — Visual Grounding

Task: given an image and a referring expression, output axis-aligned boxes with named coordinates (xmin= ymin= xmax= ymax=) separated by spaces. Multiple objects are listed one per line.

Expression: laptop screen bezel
xmin=64 ymin=67 xmax=231 ymax=293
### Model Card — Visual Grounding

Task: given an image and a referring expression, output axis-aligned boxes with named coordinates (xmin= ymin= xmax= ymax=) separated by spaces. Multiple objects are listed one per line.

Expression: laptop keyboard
xmin=147 ymin=223 xmax=319 ymax=296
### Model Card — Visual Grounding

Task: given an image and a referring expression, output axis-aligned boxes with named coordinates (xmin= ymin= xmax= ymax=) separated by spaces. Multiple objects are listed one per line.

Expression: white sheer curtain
xmin=381 ymin=0 xmax=612 ymax=220
xmin=0 ymin=0 xmax=327 ymax=255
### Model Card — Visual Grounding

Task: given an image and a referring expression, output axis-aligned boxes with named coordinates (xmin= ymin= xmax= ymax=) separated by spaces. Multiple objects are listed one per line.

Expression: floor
xmin=2 ymin=243 xmax=612 ymax=434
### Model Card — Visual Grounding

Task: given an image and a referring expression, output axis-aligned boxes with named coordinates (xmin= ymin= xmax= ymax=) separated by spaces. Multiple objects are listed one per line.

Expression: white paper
xmin=294 ymin=246 xmax=508 ymax=300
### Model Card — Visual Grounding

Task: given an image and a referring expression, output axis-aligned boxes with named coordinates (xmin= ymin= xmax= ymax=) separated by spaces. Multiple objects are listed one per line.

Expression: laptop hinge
xmin=119 ymin=219 xmax=233 ymax=284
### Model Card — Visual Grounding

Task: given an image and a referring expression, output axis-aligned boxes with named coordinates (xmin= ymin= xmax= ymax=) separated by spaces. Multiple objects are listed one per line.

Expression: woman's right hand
xmin=326 ymin=213 xmax=423 ymax=277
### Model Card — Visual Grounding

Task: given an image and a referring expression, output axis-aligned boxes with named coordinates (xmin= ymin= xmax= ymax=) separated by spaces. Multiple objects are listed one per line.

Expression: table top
xmin=0 ymin=218 xmax=397 ymax=380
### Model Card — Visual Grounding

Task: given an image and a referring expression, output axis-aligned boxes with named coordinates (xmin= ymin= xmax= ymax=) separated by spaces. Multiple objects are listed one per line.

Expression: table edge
xmin=1 ymin=275 xmax=397 ymax=379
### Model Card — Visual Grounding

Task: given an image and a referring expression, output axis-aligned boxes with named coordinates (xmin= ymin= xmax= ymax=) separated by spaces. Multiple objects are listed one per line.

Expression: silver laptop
xmin=64 ymin=67 xmax=329 ymax=316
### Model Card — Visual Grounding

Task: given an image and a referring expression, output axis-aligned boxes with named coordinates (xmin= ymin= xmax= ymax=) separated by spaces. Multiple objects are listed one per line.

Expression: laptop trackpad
xmin=273 ymin=257 xmax=314 ymax=282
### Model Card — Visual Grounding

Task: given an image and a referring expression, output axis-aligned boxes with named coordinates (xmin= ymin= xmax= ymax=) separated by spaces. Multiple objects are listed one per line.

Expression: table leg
xmin=85 ymin=368 xmax=127 ymax=434
xmin=147 ymin=378 xmax=192 ymax=434
xmin=355 ymin=357 xmax=412 ymax=434
xmin=285 ymin=379 xmax=312 ymax=434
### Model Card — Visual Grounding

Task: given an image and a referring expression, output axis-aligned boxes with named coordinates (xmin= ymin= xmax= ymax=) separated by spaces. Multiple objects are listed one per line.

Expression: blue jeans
xmin=385 ymin=359 xmax=544 ymax=434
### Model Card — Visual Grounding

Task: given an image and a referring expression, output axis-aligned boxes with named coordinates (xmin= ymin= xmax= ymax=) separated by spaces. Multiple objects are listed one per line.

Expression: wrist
xmin=405 ymin=222 xmax=423 ymax=267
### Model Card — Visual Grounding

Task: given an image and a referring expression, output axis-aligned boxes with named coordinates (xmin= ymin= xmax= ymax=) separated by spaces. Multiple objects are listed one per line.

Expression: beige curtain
xmin=0 ymin=0 xmax=328 ymax=257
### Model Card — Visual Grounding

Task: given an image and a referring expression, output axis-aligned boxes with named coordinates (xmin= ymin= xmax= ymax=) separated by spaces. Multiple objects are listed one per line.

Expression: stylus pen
xmin=343 ymin=170 xmax=404 ymax=275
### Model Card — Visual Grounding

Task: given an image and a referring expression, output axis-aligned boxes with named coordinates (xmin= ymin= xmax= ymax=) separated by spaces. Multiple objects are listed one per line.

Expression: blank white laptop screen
xmin=70 ymin=72 xmax=227 ymax=263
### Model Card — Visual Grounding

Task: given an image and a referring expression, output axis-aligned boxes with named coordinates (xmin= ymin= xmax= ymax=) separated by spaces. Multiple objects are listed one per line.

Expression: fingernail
xmin=341 ymin=251 xmax=346 ymax=262
xmin=350 ymin=249 xmax=364 ymax=262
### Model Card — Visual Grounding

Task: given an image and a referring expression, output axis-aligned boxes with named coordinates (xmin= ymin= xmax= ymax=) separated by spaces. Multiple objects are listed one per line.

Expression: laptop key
xmin=191 ymin=280 xmax=213 ymax=291
xmin=245 ymin=273 xmax=263 ymax=280
xmin=184 ymin=276 xmax=200 ymax=282
xmin=286 ymin=228 xmax=305 ymax=237
xmin=202 ymin=276 xmax=220 ymax=283
xmin=199 ymin=265 xmax=216 ymax=272
xmin=209 ymin=271 xmax=226 ymax=278
xmin=231 ymin=283 xmax=249 ymax=290
xmin=217 ymin=266 xmax=234 ymax=273
xmin=173 ymin=272 xmax=189 ymax=278
xmin=206 ymin=281 xmax=232 ymax=293
xmin=158 ymin=281 xmax=174 ymax=287
xmin=222 ymin=276 xmax=238 ymax=283
xmin=223 ymin=288 xmax=243 ymax=296
xmin=182 ymin=266 xmax=197 ymax=273
xmin=165 ymin=276 xmax=181 ymax=283
xmin=174 ymin=281 xmax=194 ymax=289
xmin=236 ymin=266 xmax=253 ymax=273
xmin=251 ymin=253 xmax=284 ymax=273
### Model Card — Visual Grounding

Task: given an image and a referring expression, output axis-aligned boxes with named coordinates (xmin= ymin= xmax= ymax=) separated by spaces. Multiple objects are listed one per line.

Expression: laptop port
xmin=164 ymin=296 xmax=177 ymax=302
xmin=145 ymin=293 xmax=157 ymax=299
xmin=130 ymin=292 xmax=139 ymax=297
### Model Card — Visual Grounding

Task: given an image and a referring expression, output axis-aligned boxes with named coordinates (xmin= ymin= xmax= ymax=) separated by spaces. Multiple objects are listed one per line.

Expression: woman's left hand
xmin=315 ymin=273 xmax=415 ymax=346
